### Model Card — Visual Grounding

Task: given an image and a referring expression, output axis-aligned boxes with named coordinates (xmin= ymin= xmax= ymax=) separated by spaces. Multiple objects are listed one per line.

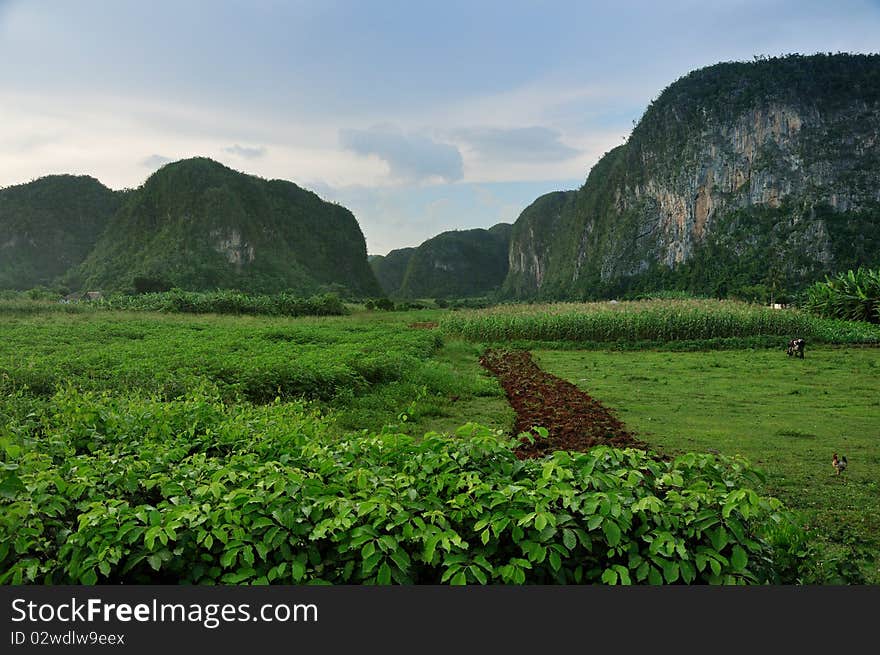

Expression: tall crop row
xmin=441 ymin=299 xmax=880 ymax=344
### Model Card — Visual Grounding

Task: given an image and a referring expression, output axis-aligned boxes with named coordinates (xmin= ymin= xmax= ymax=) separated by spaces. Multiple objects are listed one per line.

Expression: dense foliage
xmin=0 ymin=175 xmax=124 ymax=290
xmin=802 ymin=267 xmax=880 ymax=323
xmin=441 ymin=299 xmax=880 ymax=344
xmin=3 ymin=305 xmax=874 ymax=584
xmin=70 ymin=158 xmax=382 ymax=296
xmin=0 ymin=290 xmax=348 ymax=318
xmin=94 ymin=290 xmax=348 ymax=317
xmin=0 ymin=388 xmax=807 ymax=585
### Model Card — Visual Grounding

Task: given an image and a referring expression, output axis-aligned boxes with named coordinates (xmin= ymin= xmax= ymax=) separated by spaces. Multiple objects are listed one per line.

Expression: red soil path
xmin=479 ymin=348 xmax=647 ymax=459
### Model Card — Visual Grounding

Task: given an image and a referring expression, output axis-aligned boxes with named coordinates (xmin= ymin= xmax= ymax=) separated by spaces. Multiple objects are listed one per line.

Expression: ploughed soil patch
xmin=409 ymin=322 xmax=439 ymax=329
xmin=480 ymin=348 xmax=647 ymax=459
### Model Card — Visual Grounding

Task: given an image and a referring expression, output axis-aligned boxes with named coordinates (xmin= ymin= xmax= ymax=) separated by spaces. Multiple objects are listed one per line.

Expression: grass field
xmin=0 ymin=307 xmax=511 ymax=438
xmin=535 ymin=347 xmax=880 ymax=582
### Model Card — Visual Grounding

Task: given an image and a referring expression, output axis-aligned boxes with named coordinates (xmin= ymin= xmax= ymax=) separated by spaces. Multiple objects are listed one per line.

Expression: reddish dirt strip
xmin=479 ymin=348 xmax=647 ymax=459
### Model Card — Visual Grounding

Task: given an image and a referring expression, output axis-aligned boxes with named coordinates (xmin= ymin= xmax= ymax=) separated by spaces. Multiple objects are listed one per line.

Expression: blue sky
xmin=1 ymin=1 xmax=878 ymax=254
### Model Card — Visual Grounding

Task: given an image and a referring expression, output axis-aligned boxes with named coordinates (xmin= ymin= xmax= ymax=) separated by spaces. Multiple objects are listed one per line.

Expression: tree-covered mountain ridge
xmin=0 ymin=175 xmax=125 ymax=290
xmin=506 ymin=53 xmax=880 ymax=300
xmin=371 ymin=223 xmax=512 ymax=298
xmin=1 ymin=158 xmax=382 ymax=296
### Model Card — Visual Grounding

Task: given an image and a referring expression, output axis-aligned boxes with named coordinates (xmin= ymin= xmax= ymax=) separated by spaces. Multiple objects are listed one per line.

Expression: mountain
xmin=369 ymin=247 xmax=417 ymax=296
xmin=505 ymin=53 xmax=880 ymax=300
xmin=502 ymin=191 xmax=576 ymax=298
xmin=0 ymin=175 xmax=124 ymax=290
xmin=397 ymin=223 xmax=512 ymax=298
xmin=70 ymin=158 xmax=382 ymax=296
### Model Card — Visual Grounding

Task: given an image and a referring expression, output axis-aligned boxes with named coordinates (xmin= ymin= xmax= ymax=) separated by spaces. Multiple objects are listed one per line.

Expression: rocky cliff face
xmin=504 ymin=191 xmax=575 ymax=297
xmin=506 ymin=54 xmax=880 ymax=299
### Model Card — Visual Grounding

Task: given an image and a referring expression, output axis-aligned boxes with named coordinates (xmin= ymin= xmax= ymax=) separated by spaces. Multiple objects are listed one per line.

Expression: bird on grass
xmin=832 ymin=453 xmax=848 ymax=476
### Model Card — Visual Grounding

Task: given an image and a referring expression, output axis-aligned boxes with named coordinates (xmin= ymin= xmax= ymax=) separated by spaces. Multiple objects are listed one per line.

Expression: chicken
xmin=832 ymin=453 xmax=848 ymax=476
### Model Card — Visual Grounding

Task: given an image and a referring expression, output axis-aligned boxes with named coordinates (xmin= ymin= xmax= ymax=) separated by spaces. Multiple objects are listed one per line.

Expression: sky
xmin=1 ymin=1 xmax=879 ymax=254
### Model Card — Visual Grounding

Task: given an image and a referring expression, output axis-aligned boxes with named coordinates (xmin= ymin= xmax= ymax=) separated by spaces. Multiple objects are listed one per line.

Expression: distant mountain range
xmin=4 ymin=55 xmax=878 ymax=301
xmin=1 ymin=158 xmax=381 ymax=296
xmin=376 ymin=53 xmax=880 ymax=302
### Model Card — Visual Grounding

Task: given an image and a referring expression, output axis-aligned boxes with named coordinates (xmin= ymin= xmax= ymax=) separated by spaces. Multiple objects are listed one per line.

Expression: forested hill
xmin=504 ymin=53 xmax=880 ymax=300
xmin=0 ymin=175 xmax=124 ymax=290
xmin=370 ymin=247 xmax=417 ymax=296
xmin=64 ymin=157 xmax=382 ymax=296
xmin=395 ymin=223 xmax=512 ymax=298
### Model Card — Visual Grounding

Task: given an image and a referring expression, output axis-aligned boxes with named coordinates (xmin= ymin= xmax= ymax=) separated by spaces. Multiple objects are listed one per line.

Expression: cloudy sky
xmin=1 ymin=1 xmax=878 ymax=254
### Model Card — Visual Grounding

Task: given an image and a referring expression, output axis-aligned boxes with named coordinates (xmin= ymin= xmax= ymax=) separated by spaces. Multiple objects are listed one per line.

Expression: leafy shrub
xmin=94 ymin=290 xmax=348 ymax=317
xmin=374 ymin=298 xmax=395 ymax=311
xmin=133 ymin=276 xmax=173 ymax=294
xmin=1 ymin=389 xmax=813 ymax=585
xmin=802 ymin=267 xmax=880 ymax=324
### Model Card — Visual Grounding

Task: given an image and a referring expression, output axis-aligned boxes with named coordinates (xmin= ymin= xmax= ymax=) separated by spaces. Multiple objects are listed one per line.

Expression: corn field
xmin=440 ymin=299 xmax=880 ymax=344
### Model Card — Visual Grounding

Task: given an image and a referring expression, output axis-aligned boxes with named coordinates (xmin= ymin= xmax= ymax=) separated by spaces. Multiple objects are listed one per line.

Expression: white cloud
xmin=339 ymin=126 xmax=463 ymax=183
xmin=140 ymin=154 xmax=174 ymax=169
xmin=224 ymin=144 xmax=266 ymax=159
xmin=452 ymin=126 xmax=580 ymax=162
xmin=0 ymin=91 xmax=390 ymax=190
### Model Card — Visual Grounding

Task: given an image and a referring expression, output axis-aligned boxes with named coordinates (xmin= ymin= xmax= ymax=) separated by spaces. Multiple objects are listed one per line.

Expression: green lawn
xmin=534 ymin=346 xmax=880 ymax=582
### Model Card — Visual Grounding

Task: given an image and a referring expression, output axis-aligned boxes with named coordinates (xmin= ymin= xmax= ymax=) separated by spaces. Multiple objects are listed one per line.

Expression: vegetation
xmin=802 ymin=267 xmax=880 ymax=324
xmin=0 ymin=175 xmax=124 ymax=290
xmin=0 ymin=290 xmax=349 ymax=318
xmin=95 ymin=290 xmax=349 ymax=317
xmin=2 ymin=385 xmax=804 ymax=585
xmin=441 ymin=299 xmax=880 ymax=345
xmin=0 ymin=158 xmax=383 ymax=298
xmin=3 ymin=299 xmax=878 ymax=584
xmin=0 ymin=310 xmax=443 ymax=404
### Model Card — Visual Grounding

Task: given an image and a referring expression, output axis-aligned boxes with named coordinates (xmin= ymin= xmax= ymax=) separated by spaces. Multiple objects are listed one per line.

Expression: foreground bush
xmin=1 ymin=389 xmax=813 ymax=585
xmin=802 ymin=267 xmax=880 ymax=324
